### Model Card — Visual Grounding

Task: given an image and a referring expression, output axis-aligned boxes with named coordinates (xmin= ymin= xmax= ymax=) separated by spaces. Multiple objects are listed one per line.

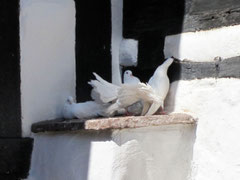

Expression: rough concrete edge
xmin=31 ymin=113 xmax=196 ymax=133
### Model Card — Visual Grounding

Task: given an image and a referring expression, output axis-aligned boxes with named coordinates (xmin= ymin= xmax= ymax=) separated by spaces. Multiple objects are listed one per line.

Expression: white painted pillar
xmin=111 ymin=0 xmax=123 ymax=85
xmin=20 ymin=0 xmax=76 ymax=136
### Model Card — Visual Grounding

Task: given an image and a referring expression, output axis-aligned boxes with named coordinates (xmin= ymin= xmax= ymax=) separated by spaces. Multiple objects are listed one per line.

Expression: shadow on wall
xmin=28 ymin=131 xmax=113 ymax=180
xmin=111 ymin=125 xmax=197 ymax=180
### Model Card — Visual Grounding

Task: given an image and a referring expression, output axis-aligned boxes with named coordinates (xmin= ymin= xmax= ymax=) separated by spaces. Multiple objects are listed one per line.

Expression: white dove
xmin=106 ymin=57 xmax=174 ymax=116
xmin=123 ymin=70 xmax=143 ymax=115
xmin=62 ymin=96 xmax=76 ymax=119
xmin=62 ymin=96 xmax=105 ymax=119
xmin=146 ymin=57 xmax=174 ymax=115
xmin=123 ymin=70 xmax=140 ymax=84
xmin=89 ymin=71 xmax=142 ymax=116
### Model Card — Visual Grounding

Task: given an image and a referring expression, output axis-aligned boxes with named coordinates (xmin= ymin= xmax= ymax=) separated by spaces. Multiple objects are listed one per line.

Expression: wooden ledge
xmin=31 ymin=113 xmax=197 ymax=133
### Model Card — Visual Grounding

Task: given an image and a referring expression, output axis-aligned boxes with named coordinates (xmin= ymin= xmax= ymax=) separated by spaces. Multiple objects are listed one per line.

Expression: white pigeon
xmin=123 ymin=70 xmax=140 ymax=84
xmin=106 ymin=57 xmax=174 ymax=116
xmin=62 ymin=96 xmax=76 ymax=119
xmin=146 ymin=57 xmax=174 ymax=115
xmin=89 ymin=70 xmax=144 ymax=116
xmin=123 ymin=70 xmax=143 ymax=115
xmin=106 ymin=82 xmax=157 ymax=116
xmin=62 ymin=96 xmax=105 ymax=119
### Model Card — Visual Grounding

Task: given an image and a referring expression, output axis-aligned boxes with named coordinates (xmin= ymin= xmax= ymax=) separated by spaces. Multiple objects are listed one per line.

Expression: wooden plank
xmin=168 ymin=56 xmax=240 ymax=82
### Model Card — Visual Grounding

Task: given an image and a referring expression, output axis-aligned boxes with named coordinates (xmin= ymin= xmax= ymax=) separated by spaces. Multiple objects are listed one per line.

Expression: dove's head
xmin=124 ymin=70 xmax=133 ymax=80
xmin=123 ymin=70 xmax=133 ymax=83
xmin=155 ymin=57 xmax=174 ymax=74
xmin=66 ymin=96 xmax=74 ymax=104
xmin=124 ymin=70 xmax=133 ymax=77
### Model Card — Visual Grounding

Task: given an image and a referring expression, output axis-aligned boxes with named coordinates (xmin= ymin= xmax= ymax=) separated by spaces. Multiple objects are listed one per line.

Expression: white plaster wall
xmin=164 ymin=24 xmax=240 ymax=61
xmin=20 ymin=0 xmax=76 ymax=136
xmin=27 ymin=78 xmax=240 ymax=180
xmin=165 ymin=78 xmax=240 ymax=180
xmin=111 ymin=0 xmax=123 ymax=85
xmin=27 ymin=125 xmax=195 ymax=180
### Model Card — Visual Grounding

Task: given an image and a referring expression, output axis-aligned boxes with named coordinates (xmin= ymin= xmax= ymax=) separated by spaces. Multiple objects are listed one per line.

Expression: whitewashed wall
xmin=27 ymin=78 xmax=240 ymax=180
xmin=27 ymin=124 xmax=195 ymax=180
xmin=164 ymin=24 xmax=240 ymax=61
xmin=165 ymin=78 xmax=240 ymax=180
xmin=22 ymin=0 xmax=240 ymax=179
xmin=20 ymin=0 xmax=76 ymax=137
xmin=164 ymin=23 xmax=240 ymax=179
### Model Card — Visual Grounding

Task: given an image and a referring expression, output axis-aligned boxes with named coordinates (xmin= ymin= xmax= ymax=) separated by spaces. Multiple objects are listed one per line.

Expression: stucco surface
xmin=165 ymin=78 xmax=240 ymax=180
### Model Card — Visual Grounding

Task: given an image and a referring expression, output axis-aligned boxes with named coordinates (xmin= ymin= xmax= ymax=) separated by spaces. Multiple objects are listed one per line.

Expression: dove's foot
xmin=125 ymin=111 xmax=134 ymax=116
xmin=159 ymin=111 xmax=167 ymax=115
xmin=154 ymin=107 xmax=168 ymax=115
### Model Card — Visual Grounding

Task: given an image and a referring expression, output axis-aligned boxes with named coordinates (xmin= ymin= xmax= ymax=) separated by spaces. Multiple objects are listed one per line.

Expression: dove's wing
xmin=106 ymin=83 xmax=159 ymax=115
xmin=72 ymin=101 xmax=105 ymax=119
xmin=88 ymin=72 xmax=120 ymax=103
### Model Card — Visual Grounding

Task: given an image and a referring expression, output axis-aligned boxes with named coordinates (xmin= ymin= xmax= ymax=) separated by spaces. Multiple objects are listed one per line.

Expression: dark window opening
xmin=122 ymin=0 xmax=186 ymax=83
xmin=75 ymin=0 xmax=112 ymax=101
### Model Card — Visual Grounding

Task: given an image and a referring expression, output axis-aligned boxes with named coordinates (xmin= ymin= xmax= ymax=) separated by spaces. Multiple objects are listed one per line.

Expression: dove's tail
xmin=88 ymin=72 xmax=120 ymax=103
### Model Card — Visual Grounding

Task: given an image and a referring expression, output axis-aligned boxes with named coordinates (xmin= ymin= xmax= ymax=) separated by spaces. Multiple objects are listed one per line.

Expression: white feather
xmin=88 ymin=58 xmax=173 ymax=117
xmin=88 ymin=72 xmax=120 ymax=104
xmin=72 ymin=101 xmax=105 ymax=119
xmin=106 ymin=83 xmax=160 ymax=116
xmin=145 ymin=57 xmax=174 ymax=115
xmin=106 ymin=58 xmax=173 ymax=116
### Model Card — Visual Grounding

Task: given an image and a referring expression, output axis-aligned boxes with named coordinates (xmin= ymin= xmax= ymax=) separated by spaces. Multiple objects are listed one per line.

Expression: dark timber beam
xmin=0 ymin=0 xmax=21 ymax=137
xmin=0 ymin=138 xmax=33 ymax=179
xmin=168 ymin=56 xmax=240 ymax=82
xmin=0 ymin=1 xmax=33 ymax=179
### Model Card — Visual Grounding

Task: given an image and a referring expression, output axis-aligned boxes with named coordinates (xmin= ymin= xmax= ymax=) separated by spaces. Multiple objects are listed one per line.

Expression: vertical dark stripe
xmin=0 ymin=0 xmax=21 ymax=137
xmin=75 ymin=0 xmax=112 ymax=101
